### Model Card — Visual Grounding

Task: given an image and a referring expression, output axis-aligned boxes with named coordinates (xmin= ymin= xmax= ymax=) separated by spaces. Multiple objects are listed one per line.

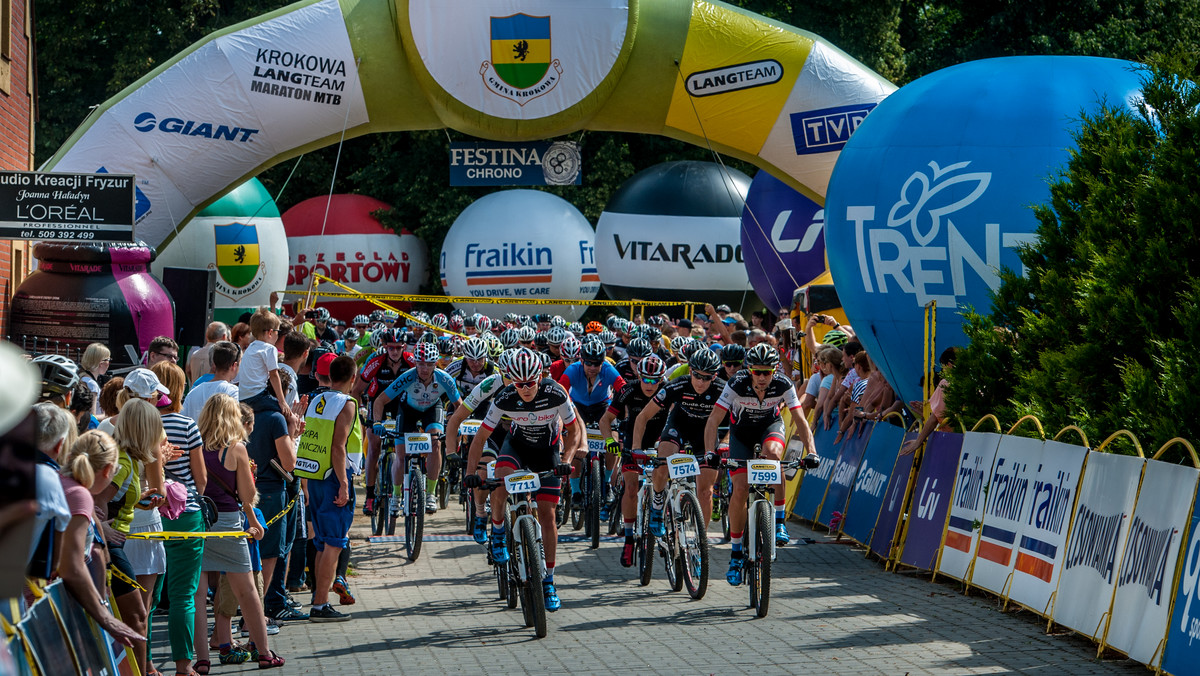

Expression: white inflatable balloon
xmin=440 ymin=190 xmax=598 ymax=319
xmin=152 ymin=178 xmax=289 ymax=324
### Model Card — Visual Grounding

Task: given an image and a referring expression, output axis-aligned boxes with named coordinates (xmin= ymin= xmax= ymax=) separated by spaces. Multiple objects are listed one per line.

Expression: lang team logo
xmin=214 ymin=222 xmax=261 ymax=289
xmin=481 ymin=14 xmax=562 ymax=106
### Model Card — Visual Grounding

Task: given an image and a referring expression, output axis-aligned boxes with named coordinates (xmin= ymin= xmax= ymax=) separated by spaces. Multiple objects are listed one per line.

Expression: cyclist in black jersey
xmin=631 ymin=348 xmax=727 ymax=537
xmin=705 ymin=344 xmax=819 ymax=586
xmin=601 ymin=355 xmax=669 ymax=567
xmin=464 ymin=348 xmax=580 ymax=612
xmin=352 ymin=328 xmax=414 ymax=516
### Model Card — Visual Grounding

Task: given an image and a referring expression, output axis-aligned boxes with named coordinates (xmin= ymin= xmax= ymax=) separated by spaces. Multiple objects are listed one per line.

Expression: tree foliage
xmin=946 ymin=55 xmax=1200 ymax=451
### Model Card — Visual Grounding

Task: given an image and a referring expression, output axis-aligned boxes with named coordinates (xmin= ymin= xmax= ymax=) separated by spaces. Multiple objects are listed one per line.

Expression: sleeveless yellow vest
xmin=295 ymin=390 xmax=362 ymax=480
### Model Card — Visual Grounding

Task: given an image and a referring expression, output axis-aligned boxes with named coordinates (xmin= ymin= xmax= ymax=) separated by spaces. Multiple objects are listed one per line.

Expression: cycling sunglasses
xmin=692 ymin=371 xmax=714 ymax=381
xmin=640 ymin=376 xmax=660 ymax=385
xmin=750 ymin=368 xmax=775 ymax=376
xmin=513 ymin=380 xmax=538 ymax=390
xmin=723 ymin=360 xmax=743 ymax=367
xmin=582 ymin=360 xmax=603 ymax=367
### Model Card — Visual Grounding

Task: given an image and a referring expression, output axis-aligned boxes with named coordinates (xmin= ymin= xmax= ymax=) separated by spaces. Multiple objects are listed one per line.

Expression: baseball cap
xmin=316 ymin=352 xmax=336 ymax=376
xmin=125 ymin=368 xmax=169 ymax=398
xmin=716 ymin=304 xmax=731 ymax=313
xmin=676 ymin=318 xmax=693 ymax=329
xmin=722 ymin=316 xmax=737 ymax=325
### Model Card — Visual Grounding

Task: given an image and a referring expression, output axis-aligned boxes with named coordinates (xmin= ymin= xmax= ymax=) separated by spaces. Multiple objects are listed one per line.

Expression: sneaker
xmin=490 ymin=533 xmax=510 ymax=564
xmin=218 ymin=643 xmax=250 ymax=665
xmin=332 ymin=576 xmax=356 ymax=606
xmin=543 ymin=582 xmax=561 ymax=612
xmin=270 ymin=606 xmax=309 ymax=622
xmin=425 ymin=493 xmax=439 ymax=514
xmin=648 ymin=508 xmax=665 ymax=538
xmin=362 ymin=497 xmax=375 ymax=516
xmin=285 ymin=594 xmax=303 ymax=610
xmin=620 ymin=538 xmax=635 ymax=568
xmin=727 ymin=555 xmax=744 ymax=586
xmin=265 ymin=618 xmax=281 ymax=636
xmin=472 ymin=517 xmax=488 ymax=545
xmin=309 ymin=604 xmax=351 ymax=623
xmin=775 ymin=523 xmax=791 ymax=546
xmin=572 ymin=491 xmax=586 ymax=509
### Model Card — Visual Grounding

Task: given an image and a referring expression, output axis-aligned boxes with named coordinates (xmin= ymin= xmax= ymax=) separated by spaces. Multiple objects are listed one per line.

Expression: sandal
xmin=193 ymin=660 xmax=210 ymax=676
xmin=258 ymin=650 xmax=285 ymax=669
xmin=218 ymin=643 xmax=251 ymax=665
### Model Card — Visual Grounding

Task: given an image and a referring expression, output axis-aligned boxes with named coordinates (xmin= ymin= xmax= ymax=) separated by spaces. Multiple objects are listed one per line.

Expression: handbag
xmin=164 ymin=467 xmax=218 ymax=530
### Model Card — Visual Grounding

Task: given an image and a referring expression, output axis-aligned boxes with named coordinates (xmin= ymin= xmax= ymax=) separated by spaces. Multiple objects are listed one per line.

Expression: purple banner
xmin=816 ymin=422 xmax=874 ymax=529
xmin=898 ymin=431 xmax=964 ymax=570
xmin=841 ymin=422 xmax=906 ymax=545
xmin=792 ymin=414 xmax=842 ymax=522
xmin=869 ymin=431 xmax=919 ymax=559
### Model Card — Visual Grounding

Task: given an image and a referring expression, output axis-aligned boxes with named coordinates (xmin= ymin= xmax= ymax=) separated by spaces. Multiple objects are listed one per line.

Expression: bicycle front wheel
xmin=588 ymin=457 xmax=602 ymax=549
xmin=406 ymin=468 xmax=425 ymax=562
xmin=750 ymin=501 xmax=772 ymax=617
xmin=372 ymin=454 xmax=391 ymax=537
xmin=663 ymin=501 xmax=683 ymax=593
xmin=520 ymin=518 xmax=547 ymax=638
xmin=637 ymin=493 xmax=654 ymax=586
xmin=679 ymin=491 xmax=709 ymax=600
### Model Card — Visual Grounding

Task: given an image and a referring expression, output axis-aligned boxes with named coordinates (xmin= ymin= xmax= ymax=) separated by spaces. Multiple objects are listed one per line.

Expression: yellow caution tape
xmin=124 ymin=531 xmax=251 ymax=541
xmin=108 ymin=564 xmax=148 ymax=593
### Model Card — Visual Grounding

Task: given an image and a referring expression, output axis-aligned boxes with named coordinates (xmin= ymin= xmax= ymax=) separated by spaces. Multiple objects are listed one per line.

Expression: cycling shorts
xmin=658 ymin=416 xmax=706 ymax=455
xmin=399 ymin=401 xmax=444 ymax=434
xmin=573 ymin=401 xmax=609 ymax=426
xmin=495 ymin=436 xmax=561 ymax=504
xmin=727 ymin=420 xmax=786 ymax=474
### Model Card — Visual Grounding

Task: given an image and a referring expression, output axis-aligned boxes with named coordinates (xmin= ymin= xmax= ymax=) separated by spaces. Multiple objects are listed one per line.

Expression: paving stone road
xmin=159 ymin=488 xmax=1146 ymax=675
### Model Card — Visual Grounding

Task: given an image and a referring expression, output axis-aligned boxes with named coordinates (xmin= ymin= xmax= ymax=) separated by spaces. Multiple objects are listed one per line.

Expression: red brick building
xmin=0 ymin=0 xmax=34 ymax=339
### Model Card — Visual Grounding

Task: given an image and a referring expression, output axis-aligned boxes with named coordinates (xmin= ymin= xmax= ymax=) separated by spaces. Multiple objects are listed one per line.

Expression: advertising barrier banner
xmin=937 ymin=431 xmax=1002 ymax=582
xmin=816 ymin=422 xmax=874 ymax=529
xmin=1007 ymin=439 xmax=1089 ymax=614
xmin=869 ymin=431 xmax=919 ymax=559
xmin=970 ymin=436 xmax=1046 ymax=595
xmin=1052 ymin=451 xmax=1145 ymax=638
xmin=898 ymin=431 xmax=963 ymax=570
xmin=841 ymin=422 xmax=905 ymax=545
xmin=1161 ymin=480 xmax=1200 ymax=675
xmin=793 ymin=417 xmax=841 ymax=522
xmin=1106 ymin=460 xmax=1200 ymax=664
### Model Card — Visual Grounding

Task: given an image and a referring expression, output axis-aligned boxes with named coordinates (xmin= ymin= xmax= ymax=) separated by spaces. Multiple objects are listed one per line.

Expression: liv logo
xmin=917 ymin=478 xmax=940 ymax=520
xmin=844 ymin=160 xmax=1039 ymax=307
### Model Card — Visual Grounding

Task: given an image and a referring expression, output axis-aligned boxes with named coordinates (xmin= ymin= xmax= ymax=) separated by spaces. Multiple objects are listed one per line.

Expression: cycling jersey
xmin=445 ymin=357 xmax=497 ymax=397
xmin=608 ymin=382 xmax=667 ymax=449
xmin=360 ymin=351 xmax=415 ymax=401
xmin=459 ymin=373 xmax=509 ymax=455
xmin=651 ymin=375 xmax=727 ymax=427
xmin=380 ymin=367 xmax=462 ymax=411
xmin=549 ymin=359 xmax=569 ymax=382
xmin=614 ymin=357 xmax=637 ymax=383
xmin=665 ymin=362 xmax=690 ymax=381
xmin=714 ymin=370 xmax=802 ymax=427
xmin=481 ymin=379 xmax=577 ymax=449
xmin=558 ymin=361 xmax=626 ymax=408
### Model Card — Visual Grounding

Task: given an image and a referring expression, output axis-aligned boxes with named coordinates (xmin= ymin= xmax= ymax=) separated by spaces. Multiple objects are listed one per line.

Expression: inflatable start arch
xmin=43 ymin=0 xmax=893 ymax=252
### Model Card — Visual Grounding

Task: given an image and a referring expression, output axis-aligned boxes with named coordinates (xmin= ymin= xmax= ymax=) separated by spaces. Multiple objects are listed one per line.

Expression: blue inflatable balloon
xmin=740 ymin=171 xmax=827 ymax=314
xmin=825 ymin=56 xmax=1146 ymax=405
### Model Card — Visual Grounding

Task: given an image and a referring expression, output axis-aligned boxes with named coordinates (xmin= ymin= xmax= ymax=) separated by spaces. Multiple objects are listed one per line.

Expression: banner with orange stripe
xmin=936 ymin=432 xmax=1002 ymax=582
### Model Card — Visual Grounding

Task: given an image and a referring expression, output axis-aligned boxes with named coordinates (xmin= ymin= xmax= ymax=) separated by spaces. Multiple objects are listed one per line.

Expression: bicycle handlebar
xmin=480 ymin=468 xmax=561 ymax=490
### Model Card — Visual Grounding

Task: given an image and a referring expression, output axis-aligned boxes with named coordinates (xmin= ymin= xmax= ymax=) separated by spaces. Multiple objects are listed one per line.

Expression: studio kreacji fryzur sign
xmin=0 ymin=170 xmax=136 ymax=242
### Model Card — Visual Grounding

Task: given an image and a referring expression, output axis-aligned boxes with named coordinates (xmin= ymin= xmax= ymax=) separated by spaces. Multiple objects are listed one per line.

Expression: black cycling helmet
xmin=745 ymin=343 xmax=780 ymax=369
xmin=720 ymin=343 xmax=746 ymax=364
xmin=625 ymin=338 xmax=652 ymax=361
xmin=688 ymin=347 xmax=721 ymax=374
xmin=580 ymin=339 xmax=606 ymax=364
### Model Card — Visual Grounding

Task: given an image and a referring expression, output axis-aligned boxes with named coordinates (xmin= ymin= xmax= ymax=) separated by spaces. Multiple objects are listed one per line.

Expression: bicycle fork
xmin=745 ymin=497 xmax=779 ymax=563
xmin=511 ymin=512 xmax=546 ymax=580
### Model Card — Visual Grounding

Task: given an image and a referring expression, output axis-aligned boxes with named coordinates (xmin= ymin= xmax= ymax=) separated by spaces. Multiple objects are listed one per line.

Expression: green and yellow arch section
xmin=44 ymin=0 xmax=894 ymax=252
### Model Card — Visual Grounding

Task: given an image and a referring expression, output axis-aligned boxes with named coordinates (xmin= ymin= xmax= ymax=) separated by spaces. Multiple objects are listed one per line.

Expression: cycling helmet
xmin=515 ymin=326 xmax=536 ymax=344
xmin=581 ymin=339 xmax=606 ymax=363
xmin=485 ymin=334 xmax=504 ymax=358
xmin=500 ymin=328 xmax=519 ymax=349
xmin=342 ymin=327 xmax=360 ymax=344
xmin=33 ymin=354 xmax=81 ymax=396
xmin=679 ymin=339 xmax=703 ymax=362
xmin=638 ymin=354 xmax=667 ymax=380
xmin=369 ymin=310 xmax=384 ymax=322
xmin=352 ymin=314 xmax=370 ymax=326
xmin=560 ymin=337 xmax=581 ymax=362
xmin=385 ymin=328 xmax=407 ymax=345
xmin=688 ymin=347 xmax=722 ymax=374
xmin=720 ymin=343 xmax=746 ymax=364
xmin=497 ymin=348 xmax=516 ymax=374
xmin=451 ymin=337 xmax=465 ymax=357
xmin=550 ymin=315 xmax=566 ymax=328
xmin=568 ymin=321 xmax=584 ymax=336
xmin=822 ymin=329 xmax=849 ymax=348
xmin=431 ymin=313 xmax=448 ymax=329
xmin=476 ymin=315 xmax=492 ymax=332
xmin=448 ymin=314 xmax=464 ymax=332
xmin=413 ymin=341 xmax=440 ymax=363
xmin=505 ymin=348 xmax=542 ymax=382
xmin=642 ymin=326 xmax=663 ymax=345
xmin=436 ymin=335 xmax=454 ymax=357
xmin=585 ymin=321 xmax=604 ymax=334
xmin=546 ymin=326 xmax=568 ymax=345
xmin=418 ymin=331 xmax=437 ymax=345
xmin=670 ymin=335 xmax=691 ymax=355
xmin=598 ymin=330 xmax=617 ymax=346
xmin=463 ymin=337 xmax=489 ymax=361
xmin=539 ymin=351 xmax=553 ymax=371
xmin=503 ymin=312 xmax=520 ymax=324
xmin=368 ymin=328 xmax=386 ymax=349
xmin=311 ymin=307 xmax=331 ymax=322
xmin=647 ymin=315 xmax=665 ymax=327
xmin=625 ymin=338 xmax=652 ymax=361
xmin=382 ymin=309 xmax=399 ymax=323
xmin=606 ymin=316 xmax=620 ymax=331
xmin=534 ymin=332 xmax=549 ymax=351
xmin=745 ymin=343 xmax=781 ymax=369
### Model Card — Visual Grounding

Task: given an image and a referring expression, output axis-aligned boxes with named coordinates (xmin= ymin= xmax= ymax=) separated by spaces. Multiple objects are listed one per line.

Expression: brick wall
xmin=0 ymin=0 xmax=34 ymax=339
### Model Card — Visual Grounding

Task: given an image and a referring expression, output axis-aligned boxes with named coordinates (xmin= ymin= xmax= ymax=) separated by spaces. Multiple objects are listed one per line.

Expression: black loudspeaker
xmin=160 ymin=267 xmax=216 ymax=347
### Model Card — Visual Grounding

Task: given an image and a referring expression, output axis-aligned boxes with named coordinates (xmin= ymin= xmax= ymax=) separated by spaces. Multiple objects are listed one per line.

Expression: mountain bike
xmin=457 ymin=419 xmax=483 ymax=534
xmin=725 ymin=454 xmax=803 ymax=617
xmin=630 ymin=450 xmax=709 ymax=599
xmin=379 ymin=422 xmax=433 ymax=561
xmin=481 ymin=469 xmax=560 ymax=639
